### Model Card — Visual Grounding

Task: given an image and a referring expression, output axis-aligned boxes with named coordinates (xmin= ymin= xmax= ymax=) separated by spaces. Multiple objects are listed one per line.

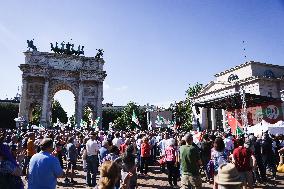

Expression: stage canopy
xmin=194 ymin=93 xmax=282 ymax=110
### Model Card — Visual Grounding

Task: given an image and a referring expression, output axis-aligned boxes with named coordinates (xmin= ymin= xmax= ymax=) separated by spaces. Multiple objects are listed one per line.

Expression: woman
xmin=0 ymin=138 xmax=24 ymax=189
xmin=211 ymin=137 xmax=228 ymax=189
xmin=165 ymin=138 xmax=178 ymax=187
xmin=122 ymin=145 xmax=137 ymax=189
xmin=140 ymin=137 xmax=151 ymax=176
xmin=95 ymin=161 xmax=132 ymax=189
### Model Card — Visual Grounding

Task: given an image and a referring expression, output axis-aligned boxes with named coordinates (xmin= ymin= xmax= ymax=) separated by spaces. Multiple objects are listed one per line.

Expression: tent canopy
xmin=194 ymin=93 xmax=281 ymax=110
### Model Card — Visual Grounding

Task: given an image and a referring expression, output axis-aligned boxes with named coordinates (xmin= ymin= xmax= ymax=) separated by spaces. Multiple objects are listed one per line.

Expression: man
xmin=180 ymin=133 xmax=202 ymax=189
xmin=85 ymin=131 xmax=101 ymax=187
xmin=23 ymin=132 xmax=36 ymax=176
xmin=65 ymin=137 xmax=78 ymax=184
xmin=112 ymin=132 xmax=123 ymax=148
xmin=232 ymin=139 xmax=256 ymax=189
xmin=28 ymin=138 xmax=63 ymax=189
xmin=99 ymin=140 xmax=109 ymax=164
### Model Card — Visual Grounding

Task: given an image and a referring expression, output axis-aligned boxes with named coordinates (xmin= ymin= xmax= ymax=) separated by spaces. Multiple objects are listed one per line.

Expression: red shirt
xmin=233 ymin=146 xmax=253 ymax=172
xmin=120 ymin=143 xmax=128 ymax=154
xmin=141 ymin=142 xmax=150 ymax=157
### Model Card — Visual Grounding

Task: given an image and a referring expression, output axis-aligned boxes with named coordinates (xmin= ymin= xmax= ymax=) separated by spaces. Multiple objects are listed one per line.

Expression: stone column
xmin=19 ymin=77 xmax=28 ymax=121
xmin=211 ymin=108 xmax=216 ymax=130
xmin=76 ymin=81 xmax=83 ymax=128
xmin=96 ymin=82 xmax=103 ymax=129
xmin=222 ymin=109 xmax=227 ymax=130
xmin=41 ymin=80 xmax=49 ymax=128
xmin=201 ymin=108 xmax=207 ymax=130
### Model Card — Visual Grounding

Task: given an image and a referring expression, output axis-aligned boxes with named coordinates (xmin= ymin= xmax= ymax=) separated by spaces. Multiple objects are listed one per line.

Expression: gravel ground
xmin=23 ymin=160 xmax=284 ymax=189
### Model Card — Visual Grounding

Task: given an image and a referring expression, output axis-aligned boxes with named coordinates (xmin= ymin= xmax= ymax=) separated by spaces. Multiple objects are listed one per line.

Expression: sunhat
xmin=215 ymin=163 xmax=242 ymax=185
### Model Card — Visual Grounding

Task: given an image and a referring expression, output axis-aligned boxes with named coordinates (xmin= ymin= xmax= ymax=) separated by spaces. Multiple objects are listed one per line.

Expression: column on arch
xmin=96 ymin=82 xmax=103 ymax=129
xmin=19 ymin=77 xmax=29 ymax=121
xmin=41 ymin=79 xmax=49 ymax=128
xmin=76 ymin=81 xmax=83 ymax=128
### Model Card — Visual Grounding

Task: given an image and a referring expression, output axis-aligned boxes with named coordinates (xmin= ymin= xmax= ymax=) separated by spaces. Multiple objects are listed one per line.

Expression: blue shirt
xmin=28 ymin=151 xmax=63 ymax=189
xmin=99 ymin=147 xmax=109 ymax=164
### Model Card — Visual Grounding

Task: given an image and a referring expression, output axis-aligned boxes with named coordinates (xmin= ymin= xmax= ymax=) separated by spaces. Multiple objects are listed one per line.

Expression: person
xmin=165 ymin=138 xmax=178 ymax=187
xmin=140 ymin=136 xmax=151 ymax=176
xmin=65 ymin=137 xmax=78 ymax=184
xmin=261 ymin=133 xmax=277 ymax=180
xmin=180 ymin=133 xmax=202 ymax=189
xmin=85 ymin=131 xmax=101 ymax=187
xmin=95 ymin=161 xmax=132 ymax=189
xmin=121 ymin=145 xmax=137 ymax=189
xmin=24 ymin=132 xmax=36 ymax=177
xmin=120 ymin=138 xmax=130 ymax=154
xmin=28 ymin=138 xmax=63 ymax=189
xmin=211 ymin=137 xmax=228 ymax=189
xmin=113 ymin=132 xmax=123 ymax=148
xmin=215 ymin=163 xmax=243 ymax=189
xmin=0 ymin=134 xmax=24 ymax=189
xmin=200 ymin=134 xmax=212 ymax=182
xmin=99 ymin=140 xmax=109 ymax=164
xmin=232 ymin=139 xmax=256 ymax=189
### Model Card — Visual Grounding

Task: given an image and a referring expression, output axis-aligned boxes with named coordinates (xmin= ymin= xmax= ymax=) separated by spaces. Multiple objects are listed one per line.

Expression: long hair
xmin=98 ymin=161 xmax=120 ymax=189
xmin=214 ymin=137 xmax=225 ymax=152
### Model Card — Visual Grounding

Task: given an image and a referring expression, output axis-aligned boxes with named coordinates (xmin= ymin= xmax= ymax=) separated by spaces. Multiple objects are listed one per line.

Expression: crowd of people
xmin=0 ymin=126 xmax=284 ymax=189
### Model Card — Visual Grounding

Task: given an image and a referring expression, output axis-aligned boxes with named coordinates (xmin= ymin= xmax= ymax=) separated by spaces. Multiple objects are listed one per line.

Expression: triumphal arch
xmin=18 ymin=41 xmax=107 ymax=128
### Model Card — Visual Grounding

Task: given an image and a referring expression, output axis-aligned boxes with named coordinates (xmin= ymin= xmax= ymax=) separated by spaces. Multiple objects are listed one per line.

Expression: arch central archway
xmin=19 ymin=51 xmax=107 ymax=128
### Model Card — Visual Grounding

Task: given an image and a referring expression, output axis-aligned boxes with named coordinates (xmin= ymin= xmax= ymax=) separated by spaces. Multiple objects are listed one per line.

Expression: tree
xmin=174 ymin=83 xmax=203 ymax=131
xmin=30 ymin=105 xmax=41 ymax=125
xmin=113 ymin=102 xmax=147 ymax=131
xmin=51 ymin=100 xmax=68 ymax=124
xmin=0 ymin=103 xmax=19 ymax=128
xmin=102 ymin=109 xmax=122 ymax=130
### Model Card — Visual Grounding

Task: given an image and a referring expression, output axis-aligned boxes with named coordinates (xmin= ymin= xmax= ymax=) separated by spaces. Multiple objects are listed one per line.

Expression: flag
xmin=132 ymin=111 xmax=140 ymax=127
xmin=92 ymin=117 xmax=100 ymax=128
xmin=236 ymin=126 xmax=244 ymax=136
xmin=156 ymin=115 xmax=165 ymax=124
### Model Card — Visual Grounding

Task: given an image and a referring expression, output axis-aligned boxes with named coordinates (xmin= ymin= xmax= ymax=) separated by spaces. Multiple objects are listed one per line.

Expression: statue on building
xmin=50 ymin=41 xmax=84 ymax=56
xmin=95 ymin=49 xmax=104 ymax=60
xmin=27 ymin=39 xmax=38 ymax=51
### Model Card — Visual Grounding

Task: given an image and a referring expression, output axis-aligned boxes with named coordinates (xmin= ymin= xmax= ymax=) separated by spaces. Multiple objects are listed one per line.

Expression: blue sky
xmin=0 ymin=0 xmax=284 ymax=117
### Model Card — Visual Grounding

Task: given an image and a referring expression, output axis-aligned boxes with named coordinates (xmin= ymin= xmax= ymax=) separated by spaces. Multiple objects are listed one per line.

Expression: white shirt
xmin=86 ymin=139 xmax=101 ymax=156
xmin=112 ymin=137 xmax=123 ymax=148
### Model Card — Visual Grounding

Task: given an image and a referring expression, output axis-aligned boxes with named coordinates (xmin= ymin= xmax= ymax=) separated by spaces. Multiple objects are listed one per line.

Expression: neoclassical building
xmin=191 ymin=61 xmax=284 ymax=131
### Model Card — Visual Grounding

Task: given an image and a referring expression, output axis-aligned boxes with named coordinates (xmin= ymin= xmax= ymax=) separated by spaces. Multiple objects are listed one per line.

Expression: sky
xmin=0 ymin=0 xmax=284 ymax=117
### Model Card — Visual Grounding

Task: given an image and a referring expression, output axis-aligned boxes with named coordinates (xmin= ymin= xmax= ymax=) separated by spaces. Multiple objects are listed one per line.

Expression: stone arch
xmin=19 ymin=51 xmax=107 ymax=128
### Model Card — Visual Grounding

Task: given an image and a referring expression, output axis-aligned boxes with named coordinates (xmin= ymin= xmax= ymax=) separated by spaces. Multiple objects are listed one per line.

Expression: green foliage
xmin=0 ymin=103 xmax=19 ymax=128
xmin=112 ymin=102 xmax=147 ymax=131
xmin=175 ymin=83 xmax=203 ymax=131
xmin=102 ymin=109 xmax=122 ymax=130
xmin=30 ymin=105 xmax=41 ymax=125
xmin=51 ymin=99 xmax=68 ymax=124
xmin=82 ymin=107 xmax=92 ymax=126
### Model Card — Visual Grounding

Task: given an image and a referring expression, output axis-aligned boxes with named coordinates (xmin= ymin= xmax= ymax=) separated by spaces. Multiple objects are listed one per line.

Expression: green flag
xmin=236 ymin=126 xmax=244 ymax=136
xmin=132 ymin=111 xmax=140 ymax=127
xmin=92 ymin=117 xmax=100 ymax=128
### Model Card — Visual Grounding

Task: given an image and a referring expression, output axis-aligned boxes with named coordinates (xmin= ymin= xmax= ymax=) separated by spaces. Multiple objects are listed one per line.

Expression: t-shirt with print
xmin=180 ymin=144 xmax=201 ymax=176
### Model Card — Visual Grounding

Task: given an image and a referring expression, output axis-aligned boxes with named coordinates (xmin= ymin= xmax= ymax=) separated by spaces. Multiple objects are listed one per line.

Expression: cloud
xmin=114 ymin=85 xmax=128 ymax=92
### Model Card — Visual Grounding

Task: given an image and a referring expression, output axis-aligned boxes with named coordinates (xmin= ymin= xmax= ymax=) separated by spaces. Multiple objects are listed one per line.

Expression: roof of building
xmin=214 ymin=61 xmax=284 ymax=77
